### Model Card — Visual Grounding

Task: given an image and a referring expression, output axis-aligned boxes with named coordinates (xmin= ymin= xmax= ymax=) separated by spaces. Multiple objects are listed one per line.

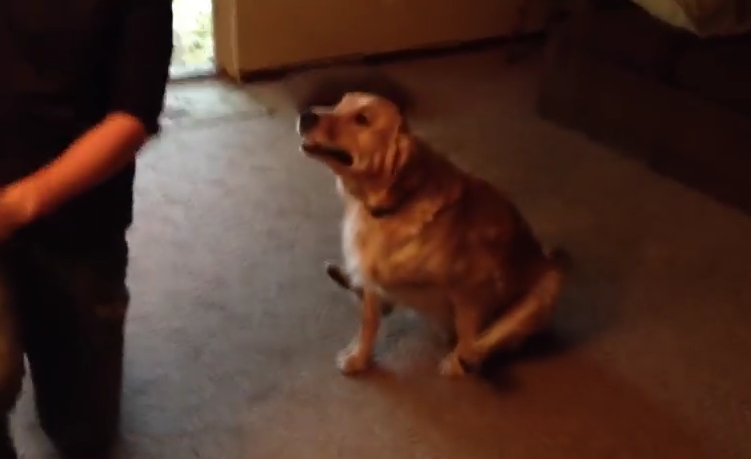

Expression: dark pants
xmin=0 ymin=233 xmax=129 ymax=459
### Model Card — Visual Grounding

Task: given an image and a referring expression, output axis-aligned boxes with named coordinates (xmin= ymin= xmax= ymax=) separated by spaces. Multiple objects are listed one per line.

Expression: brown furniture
xmin=537 ymin=0 xmax=751 ymax=214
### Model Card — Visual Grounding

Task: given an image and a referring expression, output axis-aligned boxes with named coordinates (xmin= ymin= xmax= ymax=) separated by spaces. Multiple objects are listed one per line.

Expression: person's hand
xmin=0 ymin=183 xmax=37 ymax=242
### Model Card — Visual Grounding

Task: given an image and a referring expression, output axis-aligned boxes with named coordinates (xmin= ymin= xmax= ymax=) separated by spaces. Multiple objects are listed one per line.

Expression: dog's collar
xmin=366 ymin=186 xmax=417 ymax=219
xmin=363 ymin=164 xmax=425 ymax=219
xmin=367 ymin=204 xmax=400 ymax=218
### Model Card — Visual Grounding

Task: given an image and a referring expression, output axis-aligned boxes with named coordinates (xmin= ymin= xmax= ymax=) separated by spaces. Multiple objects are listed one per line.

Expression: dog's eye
xmin=354 ymin=112 xmax=370 ymax=126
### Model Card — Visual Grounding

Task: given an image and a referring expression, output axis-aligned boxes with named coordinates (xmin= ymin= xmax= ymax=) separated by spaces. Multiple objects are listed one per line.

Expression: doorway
xmin=171 ymin=0 xmax=215 ymax=79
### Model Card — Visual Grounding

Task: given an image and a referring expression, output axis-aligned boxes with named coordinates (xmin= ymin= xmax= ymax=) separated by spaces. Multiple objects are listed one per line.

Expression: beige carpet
xmin=161 ymin=79 xmax=271 ymax=127
xmin=10 ymin=49 xmax=751 ymax=459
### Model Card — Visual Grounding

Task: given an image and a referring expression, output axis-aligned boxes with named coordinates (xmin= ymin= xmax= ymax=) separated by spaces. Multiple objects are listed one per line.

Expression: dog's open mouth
xmin=301 ymin=143 xmax=354 ymax=166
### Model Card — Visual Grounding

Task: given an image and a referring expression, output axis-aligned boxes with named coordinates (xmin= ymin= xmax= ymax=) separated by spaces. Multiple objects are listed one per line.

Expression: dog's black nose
xmin=298 ymin=109 xmax=319 ymax=133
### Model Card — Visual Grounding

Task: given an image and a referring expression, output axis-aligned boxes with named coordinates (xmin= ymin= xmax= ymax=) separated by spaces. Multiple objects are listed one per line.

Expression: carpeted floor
xmin=11 ymin=49 xmax=751 ymax=459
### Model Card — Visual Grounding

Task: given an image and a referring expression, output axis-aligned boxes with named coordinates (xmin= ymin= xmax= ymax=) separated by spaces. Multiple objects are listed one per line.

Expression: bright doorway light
xmin=171 ymin=0 xmax=215 ymax=78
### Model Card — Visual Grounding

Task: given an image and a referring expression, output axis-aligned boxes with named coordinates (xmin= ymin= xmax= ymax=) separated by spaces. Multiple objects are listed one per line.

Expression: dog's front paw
xmin=336 ymin=348 xmax=372 ymax=376
xmin=439 ymin=353 xmax=468 ymax=378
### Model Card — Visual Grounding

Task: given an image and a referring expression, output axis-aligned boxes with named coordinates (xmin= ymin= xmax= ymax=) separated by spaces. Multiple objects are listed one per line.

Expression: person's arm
xmin=3 ymin=0 xmax=173 ymax=225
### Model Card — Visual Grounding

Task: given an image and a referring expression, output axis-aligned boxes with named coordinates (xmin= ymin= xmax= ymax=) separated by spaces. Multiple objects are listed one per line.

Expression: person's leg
xmin=15 ymin=235 xmax=130 ymax=459
xmin=0 ymin=246 xmax=26 ymax=459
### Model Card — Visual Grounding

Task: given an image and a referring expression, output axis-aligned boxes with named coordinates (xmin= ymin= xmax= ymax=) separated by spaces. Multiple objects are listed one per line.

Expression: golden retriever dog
xmin=296 ymin=92 xmax=568 ymax=378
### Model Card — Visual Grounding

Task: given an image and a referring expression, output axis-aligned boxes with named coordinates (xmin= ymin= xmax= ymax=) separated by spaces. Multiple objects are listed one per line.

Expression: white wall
xmin=215 ymin=0 xmax=554 ymax=77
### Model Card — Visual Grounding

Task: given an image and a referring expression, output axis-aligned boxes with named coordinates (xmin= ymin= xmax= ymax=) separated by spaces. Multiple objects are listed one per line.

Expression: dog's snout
xmin=298 ymin=109 xmax=320 ymax=133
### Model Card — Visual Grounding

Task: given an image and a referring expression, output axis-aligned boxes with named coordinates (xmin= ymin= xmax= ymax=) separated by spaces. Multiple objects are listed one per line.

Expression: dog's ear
xmin=363 ymin=132 xmax=424 ymax=215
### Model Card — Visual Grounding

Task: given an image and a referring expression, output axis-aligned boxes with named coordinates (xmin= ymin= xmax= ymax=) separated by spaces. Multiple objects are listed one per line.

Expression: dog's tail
xmin=325 ymin=261 xmax=363 ymax=297
xmin=324 ymin=261 xmax=395 ymax=316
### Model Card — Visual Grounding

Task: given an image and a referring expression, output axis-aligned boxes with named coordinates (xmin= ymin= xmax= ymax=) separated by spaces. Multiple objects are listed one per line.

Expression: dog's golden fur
xmin=297 ymin=92 xmax=567 ymax=377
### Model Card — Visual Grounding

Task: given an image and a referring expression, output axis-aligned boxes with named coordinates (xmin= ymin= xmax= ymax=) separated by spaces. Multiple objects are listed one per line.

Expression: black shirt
xmin=0 ymin=0 xmax=173 ymax=247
